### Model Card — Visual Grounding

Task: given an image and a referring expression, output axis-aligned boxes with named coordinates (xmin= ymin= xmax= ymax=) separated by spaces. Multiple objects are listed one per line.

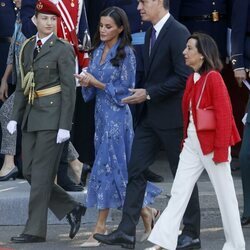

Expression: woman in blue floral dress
xmin=75 ymin=6 xmax=161 ymax=247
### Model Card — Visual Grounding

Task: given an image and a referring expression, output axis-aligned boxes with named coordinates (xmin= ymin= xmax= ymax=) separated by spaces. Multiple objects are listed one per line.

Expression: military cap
xmin=35 ymin=0 xmax=61 ymax=17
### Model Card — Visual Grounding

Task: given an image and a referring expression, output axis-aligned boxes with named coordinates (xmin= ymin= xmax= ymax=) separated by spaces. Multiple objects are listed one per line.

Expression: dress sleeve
xmin=81 ymin=85 xmax=96 ymax=102
xmin=6 ymin=38 xmax=14 ymax=65
xmin=104 ymin=47 xmax=136 ymax=107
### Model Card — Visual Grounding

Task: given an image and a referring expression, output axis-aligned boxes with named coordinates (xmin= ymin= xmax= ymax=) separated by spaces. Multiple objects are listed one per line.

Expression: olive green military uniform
xmin=12 ymin=34 xmax=78 ymax=238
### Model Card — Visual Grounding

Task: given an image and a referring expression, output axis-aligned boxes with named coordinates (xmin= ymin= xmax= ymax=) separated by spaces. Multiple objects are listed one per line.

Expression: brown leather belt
xmin=180 ymin=13 xmax=227 ymax=22
xmin=0 ymin=37 xmax=11 ymax=43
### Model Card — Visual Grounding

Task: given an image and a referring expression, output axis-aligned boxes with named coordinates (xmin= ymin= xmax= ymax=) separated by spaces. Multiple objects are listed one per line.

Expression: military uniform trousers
xmin=21 ymin=129 xmax=78 ymax=238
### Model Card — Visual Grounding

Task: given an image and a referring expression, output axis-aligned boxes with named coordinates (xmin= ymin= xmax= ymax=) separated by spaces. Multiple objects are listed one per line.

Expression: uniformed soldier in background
xmin=231 ymin=0 xmax=250 ymax=226
xmin=0 ymin=0 xmax=16 ymax=84
xmin=0 ymin=0 xmax=18 ymax=165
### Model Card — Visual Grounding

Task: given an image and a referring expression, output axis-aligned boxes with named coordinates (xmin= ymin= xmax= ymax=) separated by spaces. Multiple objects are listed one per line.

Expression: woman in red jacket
xmin=145 ymin=33 xmax=245 ymax=250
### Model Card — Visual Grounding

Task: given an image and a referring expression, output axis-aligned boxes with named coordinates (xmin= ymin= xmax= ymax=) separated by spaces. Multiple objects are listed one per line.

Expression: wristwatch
xmin=146 ymin=90 xmax=151 ymax=100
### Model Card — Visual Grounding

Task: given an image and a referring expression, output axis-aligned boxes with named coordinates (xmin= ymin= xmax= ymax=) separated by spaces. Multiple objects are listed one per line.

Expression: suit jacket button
xmin=50 ymin=101 xmax=53 ymax=104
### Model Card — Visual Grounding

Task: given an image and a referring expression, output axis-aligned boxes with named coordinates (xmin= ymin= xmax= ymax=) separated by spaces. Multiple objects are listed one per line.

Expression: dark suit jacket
xmin=12 ymin=34 xmax=76 ymax=132
xmin=139 ymin=15 xmax=191 ymax=130
xmin=20 ymin=0 xmax=88 ymax=42
xmin=231 ymin=0 xmax=250 ymax=70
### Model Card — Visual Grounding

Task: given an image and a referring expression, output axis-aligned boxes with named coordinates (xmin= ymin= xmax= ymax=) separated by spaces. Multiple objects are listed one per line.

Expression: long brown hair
xmin=91 ymin=6 xmax=132 ymax=67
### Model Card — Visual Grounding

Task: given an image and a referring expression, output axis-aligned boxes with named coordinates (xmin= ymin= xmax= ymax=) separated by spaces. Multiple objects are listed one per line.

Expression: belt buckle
xmin=211 ymin=11 xmax=219 ymax=22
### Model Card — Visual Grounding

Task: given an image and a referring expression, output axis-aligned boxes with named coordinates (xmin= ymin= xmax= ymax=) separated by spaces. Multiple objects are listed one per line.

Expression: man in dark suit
xmin=94 ymin=0 xmax=201 ymax=249
xmin=20 ymin=0 xmax=94 ymax=189
xmin=7 ymin=0 xmax=86 ymax=243
xmin=231 ymin=0 xmax=250 ymax=226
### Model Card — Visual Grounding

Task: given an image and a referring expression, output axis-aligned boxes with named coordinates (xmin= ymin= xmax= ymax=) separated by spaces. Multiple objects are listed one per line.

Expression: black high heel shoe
xmin=80 ymin=164 xmax=91 ymax=187
xmin=241 ymin=216 xmax=250 ymax=226
xmin=0 ymin=166 xmax=18 ymax=181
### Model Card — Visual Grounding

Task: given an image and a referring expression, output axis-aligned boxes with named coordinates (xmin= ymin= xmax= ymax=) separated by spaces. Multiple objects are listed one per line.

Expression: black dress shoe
xmin=66 ymin=203 xmax=86 ymax=239
xmin=61 ymin=183 xmax=84 ymax=192
xmin=145 ymin=169 xmax=164 ymax=183
xmin=241 ymin=216 xmax=250 ymax=226
xmin=11 ymin=234 xmax=45 ymax=243
xmin=93 ymin=229 xmax=135 ymax=249
xmin=0 ymin=166 xmax=18 ymax=181
xmin=177 ymin=235 xmax=201 ymax=249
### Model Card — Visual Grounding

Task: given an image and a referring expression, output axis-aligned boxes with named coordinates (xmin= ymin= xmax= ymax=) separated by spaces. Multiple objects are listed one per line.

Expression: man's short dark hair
xmin=163 ymin=0 xmax=169 ymax=9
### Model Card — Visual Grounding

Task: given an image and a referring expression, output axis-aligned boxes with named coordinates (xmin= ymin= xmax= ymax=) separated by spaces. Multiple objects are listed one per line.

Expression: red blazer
xmin=182 ymin=70 xmax=240 ymax=163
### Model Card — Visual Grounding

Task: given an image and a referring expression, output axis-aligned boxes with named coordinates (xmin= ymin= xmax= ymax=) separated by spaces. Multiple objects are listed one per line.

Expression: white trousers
xmin=148 ymin=130 xmax=245 ymax=250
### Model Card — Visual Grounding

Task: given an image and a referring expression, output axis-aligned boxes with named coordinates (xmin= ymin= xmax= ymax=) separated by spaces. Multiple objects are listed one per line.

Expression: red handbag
xmin=196 ymin=72 xmax=216 ymax=131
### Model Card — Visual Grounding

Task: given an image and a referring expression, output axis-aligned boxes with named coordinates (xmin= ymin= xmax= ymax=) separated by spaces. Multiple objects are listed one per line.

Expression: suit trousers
xmin=118 ymin=118 xmax=200 ymax=238
xmin=239 ymin=121 xmax=250 ymax=217
xmin=148 ymin=129 xmax=245 ymax=250
xmin=21 ymin=130 xmax=77 ymax=238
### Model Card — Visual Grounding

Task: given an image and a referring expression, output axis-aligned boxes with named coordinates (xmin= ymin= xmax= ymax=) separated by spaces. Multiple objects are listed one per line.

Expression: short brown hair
xmin=188 ymin=32 xmax=223 ymax=74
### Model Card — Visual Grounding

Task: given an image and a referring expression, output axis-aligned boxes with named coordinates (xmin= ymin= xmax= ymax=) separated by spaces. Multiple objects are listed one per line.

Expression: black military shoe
xmin=66 ymin=203 xmax=86 ymax=239
xmin=11 ymin=234 xmax=45 ymax=243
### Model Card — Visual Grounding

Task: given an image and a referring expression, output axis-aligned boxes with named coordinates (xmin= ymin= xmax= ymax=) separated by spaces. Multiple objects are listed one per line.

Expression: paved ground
xmin=0 ymin=153 xmax=249 ymax=250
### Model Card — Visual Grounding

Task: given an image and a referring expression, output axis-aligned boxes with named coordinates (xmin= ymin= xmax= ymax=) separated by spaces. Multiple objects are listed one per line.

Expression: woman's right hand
xmin=74 ymin=73 xmax=90 ymax=87
xmin=0 ymin=78 xmax=8 ymax=101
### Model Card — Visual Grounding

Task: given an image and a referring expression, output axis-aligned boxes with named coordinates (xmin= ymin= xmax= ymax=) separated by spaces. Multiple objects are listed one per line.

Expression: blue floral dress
xmin=82 ymin=40 xmax=161 ymax=210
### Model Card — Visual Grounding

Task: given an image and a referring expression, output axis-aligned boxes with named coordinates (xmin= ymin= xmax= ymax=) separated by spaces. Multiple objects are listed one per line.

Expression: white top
xmin=188 ymin=73 xmax=201 ymax=132
xmin=153 ymin=12 xmax=170 ymax=38
xmin=35 ymin=32 xmax=54 ymax=47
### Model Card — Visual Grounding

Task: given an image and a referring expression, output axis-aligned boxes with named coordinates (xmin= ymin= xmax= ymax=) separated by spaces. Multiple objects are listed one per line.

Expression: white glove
xmin=7 ymin=120 xmax=17 ymax=134
xmin=56 ymin=129 xmax=70 ymax=143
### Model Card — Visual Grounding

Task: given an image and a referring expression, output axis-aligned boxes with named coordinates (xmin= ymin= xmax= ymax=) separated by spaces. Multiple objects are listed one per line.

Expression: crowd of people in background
xmin=0 ymin=0 xmax=249 ymax=249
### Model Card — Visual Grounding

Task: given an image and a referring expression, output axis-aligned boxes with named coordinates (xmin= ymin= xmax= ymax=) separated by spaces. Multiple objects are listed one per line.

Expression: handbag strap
xmin=196 ymin=71 xmax=215 ymax=109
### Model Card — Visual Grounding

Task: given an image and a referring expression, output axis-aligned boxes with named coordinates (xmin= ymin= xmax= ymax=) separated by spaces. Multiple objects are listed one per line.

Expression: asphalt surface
xmin=0 ymin=153 xmax=249 ymax=250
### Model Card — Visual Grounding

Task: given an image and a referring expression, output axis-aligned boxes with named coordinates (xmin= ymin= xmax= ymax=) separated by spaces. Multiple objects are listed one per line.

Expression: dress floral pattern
xmin=82 ymin=40 xmax=161 ymax=209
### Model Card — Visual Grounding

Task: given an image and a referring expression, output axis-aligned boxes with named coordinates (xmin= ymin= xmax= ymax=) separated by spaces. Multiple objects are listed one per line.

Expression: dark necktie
xmin=33 ymin=39 xmax=42 ymax=59
xmin=150 ymin=28 xmax=156 ymax=51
